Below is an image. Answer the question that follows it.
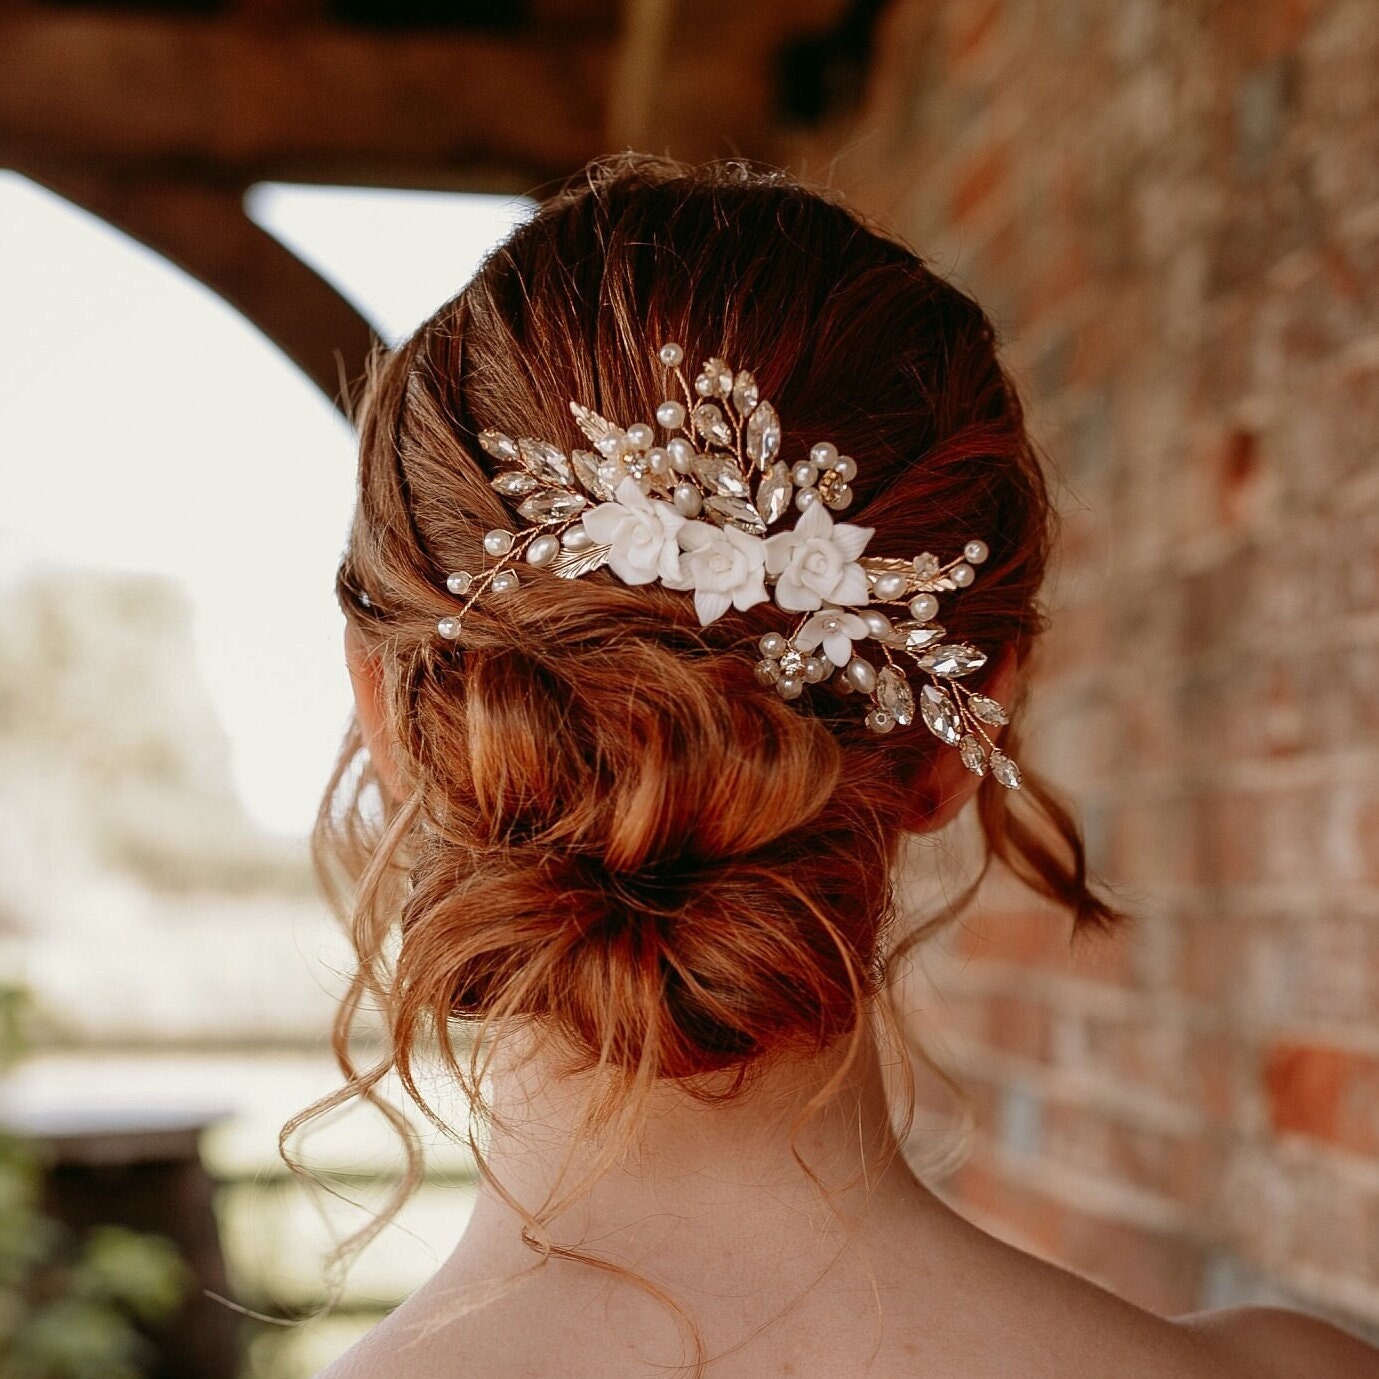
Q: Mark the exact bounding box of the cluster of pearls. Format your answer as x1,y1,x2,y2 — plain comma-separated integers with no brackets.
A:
790,441,857,514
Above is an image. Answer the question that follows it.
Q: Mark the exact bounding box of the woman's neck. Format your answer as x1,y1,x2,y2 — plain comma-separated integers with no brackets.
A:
454,1023,941,1292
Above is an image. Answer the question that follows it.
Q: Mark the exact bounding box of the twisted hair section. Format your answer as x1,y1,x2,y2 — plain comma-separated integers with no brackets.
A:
287,156,1126,1325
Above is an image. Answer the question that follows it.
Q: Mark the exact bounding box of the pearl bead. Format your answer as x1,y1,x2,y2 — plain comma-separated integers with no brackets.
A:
656,400,686,430
950,562,975,587
759,632,788,658
694,373,714,397
795,487,819,512
823,482,853,510
803,656,829,683
672,483,703,517
834,455,858,482
648,447,670,475
626,423,654,451
791,462,818,487
866,708,896,734
446,571,473,596
844,657,877,693
491,569,519,593
436,616,463,639
483,529,514,557
659,342,684,368
561,526,594,551
874,572,907,600
860,609,892,637
776,673,805,700
754,658,782,685
908,593,940,621
810,442,838,469
526,534,560,566
964,539,989,564
668,438,696,472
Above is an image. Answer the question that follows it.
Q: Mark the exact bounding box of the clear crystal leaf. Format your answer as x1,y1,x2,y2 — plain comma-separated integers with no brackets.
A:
960,733,987,775
693,454,750,498
479,429,519,462
754,461,793,525
704,495,766,535
518,437,574,486
884,620,946,651
518,489,587,524
875,666,915,725
745,400,782,466
990,750,1022,789
492,470,538,496
572,449,618,501
915,642,988,678
732,370,760,415
693,402,732,447
968,694,1009,725
919,683,962,745
549,543,611,579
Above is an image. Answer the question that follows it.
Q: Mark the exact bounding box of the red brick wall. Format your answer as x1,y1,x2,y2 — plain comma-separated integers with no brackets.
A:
798,0,1379,1330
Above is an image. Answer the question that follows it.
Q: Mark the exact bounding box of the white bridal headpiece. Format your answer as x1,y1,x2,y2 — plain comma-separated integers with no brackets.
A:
436,344,1022,789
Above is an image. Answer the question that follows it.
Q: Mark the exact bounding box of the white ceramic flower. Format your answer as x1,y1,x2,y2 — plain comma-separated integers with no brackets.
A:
581,475,686,585
763,500,874,612
671,520,770,626
795,607,871,667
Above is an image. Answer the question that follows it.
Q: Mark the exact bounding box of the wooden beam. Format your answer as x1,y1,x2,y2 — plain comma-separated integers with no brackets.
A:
606,0,677,150
0,11,612,187
28,167,379,410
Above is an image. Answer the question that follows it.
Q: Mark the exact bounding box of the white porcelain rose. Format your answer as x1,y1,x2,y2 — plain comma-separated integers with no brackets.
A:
668,520,770,626
763,500,874,611
580,475,686,585
795,607,871,667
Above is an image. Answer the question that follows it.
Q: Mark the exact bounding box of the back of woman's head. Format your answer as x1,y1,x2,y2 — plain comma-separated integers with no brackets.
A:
317,155,1119,1149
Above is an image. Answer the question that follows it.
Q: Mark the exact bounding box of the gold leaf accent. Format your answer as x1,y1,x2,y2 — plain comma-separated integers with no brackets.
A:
569,401,621,449
549,544,612,579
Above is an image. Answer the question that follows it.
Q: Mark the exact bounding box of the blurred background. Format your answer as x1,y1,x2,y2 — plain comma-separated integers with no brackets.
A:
0,0,1376,1374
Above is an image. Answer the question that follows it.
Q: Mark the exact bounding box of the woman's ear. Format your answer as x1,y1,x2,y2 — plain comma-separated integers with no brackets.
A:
344,621,406,802
896,650,1020,834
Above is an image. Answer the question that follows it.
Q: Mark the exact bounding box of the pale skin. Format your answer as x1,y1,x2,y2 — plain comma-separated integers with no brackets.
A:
324,625,1379,1379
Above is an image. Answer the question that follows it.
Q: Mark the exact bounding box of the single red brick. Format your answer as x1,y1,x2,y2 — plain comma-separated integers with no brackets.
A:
1264,1042,1379,1155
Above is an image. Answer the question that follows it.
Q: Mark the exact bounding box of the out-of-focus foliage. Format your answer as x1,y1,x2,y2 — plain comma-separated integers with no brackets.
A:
0,985,192,1379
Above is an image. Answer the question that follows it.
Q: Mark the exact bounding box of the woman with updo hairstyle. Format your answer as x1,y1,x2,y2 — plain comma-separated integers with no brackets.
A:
301,158,1379,1378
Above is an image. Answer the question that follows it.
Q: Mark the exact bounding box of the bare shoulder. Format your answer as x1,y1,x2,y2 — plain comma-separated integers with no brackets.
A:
310,1306,421,1379
1176,1305,1379,1379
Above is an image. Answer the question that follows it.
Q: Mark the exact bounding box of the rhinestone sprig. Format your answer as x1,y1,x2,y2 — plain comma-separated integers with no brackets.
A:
434,344,1021,789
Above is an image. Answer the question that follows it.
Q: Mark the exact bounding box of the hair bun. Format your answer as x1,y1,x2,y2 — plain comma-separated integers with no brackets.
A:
395,632,894,1077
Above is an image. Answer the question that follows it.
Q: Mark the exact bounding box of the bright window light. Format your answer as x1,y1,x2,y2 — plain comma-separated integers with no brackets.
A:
0,173,528,838
245,183,533,344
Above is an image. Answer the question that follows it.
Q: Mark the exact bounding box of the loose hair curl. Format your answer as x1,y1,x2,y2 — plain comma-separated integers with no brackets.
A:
285,155,1124,1333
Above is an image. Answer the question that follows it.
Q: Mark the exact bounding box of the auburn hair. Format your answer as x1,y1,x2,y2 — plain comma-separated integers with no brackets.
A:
286,155,1123,1317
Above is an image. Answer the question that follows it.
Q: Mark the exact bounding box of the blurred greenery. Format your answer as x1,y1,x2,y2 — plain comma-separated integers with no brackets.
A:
0,984,193,1379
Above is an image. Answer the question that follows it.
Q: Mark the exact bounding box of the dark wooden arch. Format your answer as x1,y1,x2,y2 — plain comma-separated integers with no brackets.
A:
1,1,868,409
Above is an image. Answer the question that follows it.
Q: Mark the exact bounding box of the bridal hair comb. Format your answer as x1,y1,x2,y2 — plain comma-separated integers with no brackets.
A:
435,344,1021,789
